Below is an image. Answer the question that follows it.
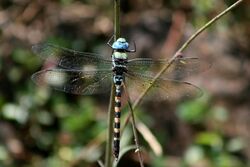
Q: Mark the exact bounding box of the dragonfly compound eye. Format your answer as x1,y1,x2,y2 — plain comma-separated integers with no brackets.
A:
112,38,129,50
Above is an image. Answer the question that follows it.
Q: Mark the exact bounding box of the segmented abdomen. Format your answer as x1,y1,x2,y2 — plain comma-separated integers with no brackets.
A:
113,83,122,159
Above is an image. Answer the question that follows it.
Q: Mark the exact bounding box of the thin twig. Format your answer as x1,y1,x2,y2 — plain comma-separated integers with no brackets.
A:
105,85,115,167
105,0,120,167
123,84,145,167
114,0,120,41
178,0,244,52
98,160,105,167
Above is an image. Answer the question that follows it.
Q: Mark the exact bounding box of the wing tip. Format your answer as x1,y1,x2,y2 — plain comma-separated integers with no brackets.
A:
31,70,44,85
178,81,204,99
32,43,54,54
31,69,54,86
32,43,45,54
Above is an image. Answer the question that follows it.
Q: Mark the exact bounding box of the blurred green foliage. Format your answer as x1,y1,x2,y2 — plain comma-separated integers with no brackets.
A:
177,94,211,124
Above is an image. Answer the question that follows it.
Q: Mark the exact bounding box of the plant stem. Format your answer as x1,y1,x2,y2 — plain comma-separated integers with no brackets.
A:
114,0,120,40
98,160,105,167
123,84,144,167
105,85,114,167
178,0,244,52
105,0,120,167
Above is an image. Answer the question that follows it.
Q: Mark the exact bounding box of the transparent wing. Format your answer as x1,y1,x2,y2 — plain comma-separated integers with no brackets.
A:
32,43,112,70
32,69,112,95
127,57,211,80
125,72,202,102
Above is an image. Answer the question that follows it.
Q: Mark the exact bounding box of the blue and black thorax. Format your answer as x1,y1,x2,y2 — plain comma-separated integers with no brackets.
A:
111,38,131,75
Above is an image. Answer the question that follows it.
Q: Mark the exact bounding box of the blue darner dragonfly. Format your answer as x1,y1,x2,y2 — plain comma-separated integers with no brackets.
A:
32,37,207,159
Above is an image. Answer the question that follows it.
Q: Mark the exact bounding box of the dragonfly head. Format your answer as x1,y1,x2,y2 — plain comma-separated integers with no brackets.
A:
112,38,129,50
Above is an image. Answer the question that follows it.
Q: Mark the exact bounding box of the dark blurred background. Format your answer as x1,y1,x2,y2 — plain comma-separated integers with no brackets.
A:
0,0,250,167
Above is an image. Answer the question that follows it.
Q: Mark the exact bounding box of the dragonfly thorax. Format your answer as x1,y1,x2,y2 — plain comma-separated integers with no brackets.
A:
112,52,128,60
112,52,128,74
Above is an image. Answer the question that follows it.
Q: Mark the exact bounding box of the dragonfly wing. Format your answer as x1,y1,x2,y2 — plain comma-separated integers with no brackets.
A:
127,57,211,80
124,72,202,102
32,69,112,95
32,43,112,70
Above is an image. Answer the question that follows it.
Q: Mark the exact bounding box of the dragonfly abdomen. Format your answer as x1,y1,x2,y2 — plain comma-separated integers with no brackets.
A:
113,77,123,159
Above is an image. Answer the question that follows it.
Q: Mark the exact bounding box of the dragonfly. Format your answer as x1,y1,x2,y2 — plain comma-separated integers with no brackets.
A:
32,37,208,159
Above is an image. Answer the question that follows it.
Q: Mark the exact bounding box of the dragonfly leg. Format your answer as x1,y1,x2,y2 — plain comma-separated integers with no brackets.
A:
127,40,136,53
107,35,115,48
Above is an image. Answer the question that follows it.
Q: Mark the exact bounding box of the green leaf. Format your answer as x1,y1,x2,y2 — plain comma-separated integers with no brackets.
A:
184,146,204,165
177,94,210,124
195,132,223,150
12,48,41,70
62,98,95,132
226,137,245,152
213,153,244,167
151,155,167,167
112,145,137,167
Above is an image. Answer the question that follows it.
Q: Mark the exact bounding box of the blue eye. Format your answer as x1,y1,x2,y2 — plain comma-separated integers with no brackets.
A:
112,38,129,50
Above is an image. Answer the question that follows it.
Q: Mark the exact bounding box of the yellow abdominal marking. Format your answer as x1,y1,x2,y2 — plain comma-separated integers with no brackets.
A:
115,96,121,101
114,117,120,123
114,128,120,133
115,107,120,112
114,137,119,140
